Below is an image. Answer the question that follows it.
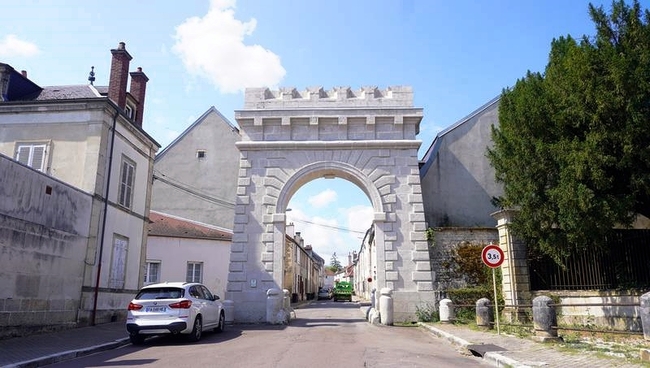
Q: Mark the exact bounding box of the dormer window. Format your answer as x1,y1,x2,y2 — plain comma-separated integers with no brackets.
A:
125,104,134,119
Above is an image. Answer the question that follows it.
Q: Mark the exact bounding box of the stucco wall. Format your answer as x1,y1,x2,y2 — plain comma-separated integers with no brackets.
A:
421,99,503,228
151,108,241,230
0,155,92,338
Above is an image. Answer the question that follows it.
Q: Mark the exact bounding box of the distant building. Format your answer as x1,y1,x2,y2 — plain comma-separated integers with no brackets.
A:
0,42,159,335
284,223,324,301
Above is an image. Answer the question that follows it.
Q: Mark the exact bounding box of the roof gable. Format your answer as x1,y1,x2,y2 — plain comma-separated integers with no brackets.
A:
155,106,239,161
420,95,500,176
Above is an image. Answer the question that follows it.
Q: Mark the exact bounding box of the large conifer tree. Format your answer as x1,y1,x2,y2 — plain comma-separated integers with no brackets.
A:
488,1,650,263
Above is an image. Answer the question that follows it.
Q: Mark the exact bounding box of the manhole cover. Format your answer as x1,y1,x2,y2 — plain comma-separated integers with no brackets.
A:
466,344,506,357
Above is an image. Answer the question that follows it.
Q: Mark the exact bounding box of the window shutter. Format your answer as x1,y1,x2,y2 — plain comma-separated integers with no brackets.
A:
16,146,31,165
31,146,46,171
126,164,134,207
109,237,128,289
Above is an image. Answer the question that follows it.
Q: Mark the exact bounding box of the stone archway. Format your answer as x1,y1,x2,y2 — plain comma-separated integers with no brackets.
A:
226,86,436,323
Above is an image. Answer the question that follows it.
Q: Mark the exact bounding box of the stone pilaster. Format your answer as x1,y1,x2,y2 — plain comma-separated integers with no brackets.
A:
491,209,531,323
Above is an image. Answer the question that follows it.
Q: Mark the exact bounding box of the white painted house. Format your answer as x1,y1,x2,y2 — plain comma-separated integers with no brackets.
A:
145,211,232,299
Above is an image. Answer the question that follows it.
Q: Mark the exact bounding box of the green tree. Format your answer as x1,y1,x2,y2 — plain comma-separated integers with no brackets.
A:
487,0,650,264
328,252,342,272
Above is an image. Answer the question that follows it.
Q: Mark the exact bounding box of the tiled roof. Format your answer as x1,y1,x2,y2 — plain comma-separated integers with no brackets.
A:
35,85,102,100
148,211,233,240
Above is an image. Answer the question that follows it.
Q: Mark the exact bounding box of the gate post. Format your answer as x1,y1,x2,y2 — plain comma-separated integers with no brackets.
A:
492,209,531,323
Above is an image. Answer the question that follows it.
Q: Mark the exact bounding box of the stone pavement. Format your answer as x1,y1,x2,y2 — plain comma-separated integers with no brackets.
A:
1,315,648,368
421,322,649,368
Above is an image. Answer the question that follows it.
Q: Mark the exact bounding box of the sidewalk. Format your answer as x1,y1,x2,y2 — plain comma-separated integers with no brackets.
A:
0,322,129,368
1,315,648,368
421,322,649,368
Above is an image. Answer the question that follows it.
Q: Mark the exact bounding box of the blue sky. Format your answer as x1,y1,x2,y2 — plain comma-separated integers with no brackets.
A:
1,0,636,266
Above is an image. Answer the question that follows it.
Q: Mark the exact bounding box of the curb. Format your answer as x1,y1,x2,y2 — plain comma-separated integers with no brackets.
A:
4,338,130,368
418,323,526,368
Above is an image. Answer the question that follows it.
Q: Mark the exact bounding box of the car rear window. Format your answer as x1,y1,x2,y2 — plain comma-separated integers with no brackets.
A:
135,287,184,300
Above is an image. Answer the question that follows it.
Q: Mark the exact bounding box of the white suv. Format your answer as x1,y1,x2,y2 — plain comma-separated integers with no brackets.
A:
126,282,225,344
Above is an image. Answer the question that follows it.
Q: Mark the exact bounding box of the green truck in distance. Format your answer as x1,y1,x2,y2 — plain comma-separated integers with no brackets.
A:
333,281,352,301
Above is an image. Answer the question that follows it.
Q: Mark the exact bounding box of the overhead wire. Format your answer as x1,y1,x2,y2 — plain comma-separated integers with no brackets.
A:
288,217,367,234
152,170,235,209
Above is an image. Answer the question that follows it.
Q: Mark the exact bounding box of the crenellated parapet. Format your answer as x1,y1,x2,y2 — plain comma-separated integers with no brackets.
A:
243,86,414,109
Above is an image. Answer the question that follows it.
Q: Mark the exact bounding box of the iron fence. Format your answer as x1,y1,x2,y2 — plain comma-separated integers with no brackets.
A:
528,229,650,290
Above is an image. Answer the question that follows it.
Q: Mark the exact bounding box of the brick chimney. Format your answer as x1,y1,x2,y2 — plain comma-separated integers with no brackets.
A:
108,42,132,109
129,67,149,127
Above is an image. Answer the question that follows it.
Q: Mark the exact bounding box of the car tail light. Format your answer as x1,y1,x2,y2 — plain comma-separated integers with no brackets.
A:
128,302,143,311
168,300,192,309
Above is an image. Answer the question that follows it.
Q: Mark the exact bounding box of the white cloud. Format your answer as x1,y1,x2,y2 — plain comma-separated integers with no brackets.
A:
308,188,338,208
0,35,40,58
345,205,374,233
172,0,286,93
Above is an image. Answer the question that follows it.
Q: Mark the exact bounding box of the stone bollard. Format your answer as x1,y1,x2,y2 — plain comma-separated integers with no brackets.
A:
266,288,287,324
223,299,235,325
379,287,394,326
641,292,650,341
532,295,560,342
439,298,454,323
283,289,291,311
476,298,493,330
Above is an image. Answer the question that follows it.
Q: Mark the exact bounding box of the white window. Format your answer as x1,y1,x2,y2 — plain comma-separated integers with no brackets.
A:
15,143,48,172
118,157,135,208
109,235,128,289
144,261,160,284
186,262,203,283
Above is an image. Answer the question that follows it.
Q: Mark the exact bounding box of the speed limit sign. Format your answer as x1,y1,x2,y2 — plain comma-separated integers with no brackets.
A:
481,244,504,268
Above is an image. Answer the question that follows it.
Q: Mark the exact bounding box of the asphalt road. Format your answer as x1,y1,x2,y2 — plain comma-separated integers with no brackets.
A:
49,300,490,368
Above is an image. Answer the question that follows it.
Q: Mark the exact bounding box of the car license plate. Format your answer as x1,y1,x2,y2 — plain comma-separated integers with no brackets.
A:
145,306,166,312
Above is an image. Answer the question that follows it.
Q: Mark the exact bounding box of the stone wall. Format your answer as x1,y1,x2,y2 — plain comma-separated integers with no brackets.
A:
536,290,644,332
429,227,499,291
0,154,92,338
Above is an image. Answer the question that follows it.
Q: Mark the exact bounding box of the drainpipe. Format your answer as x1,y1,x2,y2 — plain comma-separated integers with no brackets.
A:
91,107,119,325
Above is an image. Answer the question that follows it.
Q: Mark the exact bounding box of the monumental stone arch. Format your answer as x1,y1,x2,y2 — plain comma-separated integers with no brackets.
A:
226,86,436,323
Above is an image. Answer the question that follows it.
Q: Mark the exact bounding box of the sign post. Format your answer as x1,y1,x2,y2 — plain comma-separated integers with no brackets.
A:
481,244,504,334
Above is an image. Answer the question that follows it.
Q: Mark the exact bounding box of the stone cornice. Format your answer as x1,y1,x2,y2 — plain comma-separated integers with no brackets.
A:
235,140,422,151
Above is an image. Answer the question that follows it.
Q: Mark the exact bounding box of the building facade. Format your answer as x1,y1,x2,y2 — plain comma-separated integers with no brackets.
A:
0,42,159,331
419,96,503,228
150,107,241,230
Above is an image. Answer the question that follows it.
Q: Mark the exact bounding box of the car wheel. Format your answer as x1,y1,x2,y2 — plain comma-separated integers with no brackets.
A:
129,333,145,345
215,312,225,333
188,316,203,342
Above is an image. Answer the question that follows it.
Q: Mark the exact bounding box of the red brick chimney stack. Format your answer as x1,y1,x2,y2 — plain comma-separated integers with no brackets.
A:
108,42,132,109
129,67,149,127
